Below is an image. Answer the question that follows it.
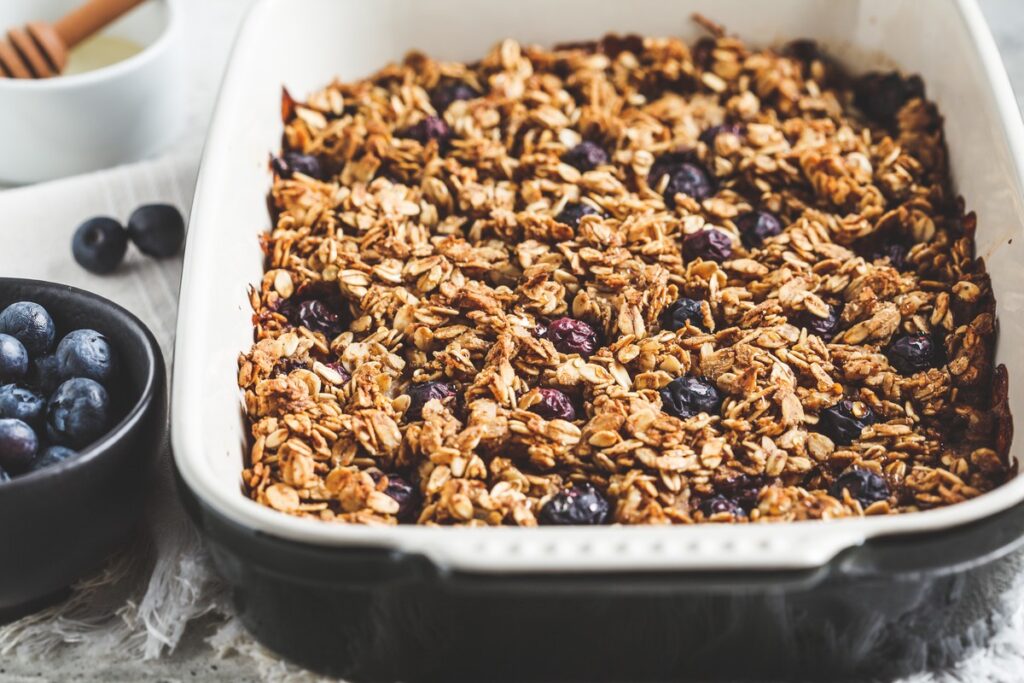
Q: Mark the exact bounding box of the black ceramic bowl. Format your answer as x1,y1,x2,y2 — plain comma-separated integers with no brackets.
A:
0,278,166,619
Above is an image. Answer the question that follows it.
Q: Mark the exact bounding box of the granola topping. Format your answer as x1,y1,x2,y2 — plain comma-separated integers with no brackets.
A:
239,25,1013,525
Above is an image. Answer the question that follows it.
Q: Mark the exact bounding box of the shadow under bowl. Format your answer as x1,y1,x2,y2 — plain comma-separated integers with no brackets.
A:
0,278,166,619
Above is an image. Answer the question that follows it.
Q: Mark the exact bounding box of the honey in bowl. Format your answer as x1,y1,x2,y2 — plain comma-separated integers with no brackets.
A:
64,34,142,76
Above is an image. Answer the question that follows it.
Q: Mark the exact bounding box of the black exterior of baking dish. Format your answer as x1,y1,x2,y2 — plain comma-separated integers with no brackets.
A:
0,278,166,620
177,471,1024,682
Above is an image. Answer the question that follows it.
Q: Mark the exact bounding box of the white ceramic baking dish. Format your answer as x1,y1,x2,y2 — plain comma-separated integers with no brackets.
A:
172,0,1024,574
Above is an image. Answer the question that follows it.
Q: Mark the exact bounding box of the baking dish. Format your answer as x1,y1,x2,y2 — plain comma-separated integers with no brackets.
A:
172,0,1024,678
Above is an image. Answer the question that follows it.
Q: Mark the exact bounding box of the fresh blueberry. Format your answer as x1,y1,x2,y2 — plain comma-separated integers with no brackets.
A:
377,472,418,522
127,204,186,259
0,418,38,473
47,378,111,449
660,376,722,419
530,388,577,421
0,302,56,356
398,116,451,146
54,329,116,385
649,154,715,205
405,381,456,421
887,334,939,375
555,202,601,229
683,229,733,263
33,445,78,471
819,399,875,446
271,151,322,179
545,317,599,356
539,482,610,525
795,303,843,342
698,123,744,148
72,217,128,274
0,385,46,427
736,210,783,248
854,71,924,124
830,466,890,507
662,297,705,332
561,141,609,172
700,495,745,518
32,354,62,394
431,81,480,112
0,334,28,382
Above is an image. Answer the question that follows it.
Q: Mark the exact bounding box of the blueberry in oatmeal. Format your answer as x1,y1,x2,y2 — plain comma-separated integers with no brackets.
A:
886,334,939,375
530,388,577,422
795,304,843,342
399,115,451,145
649,154,715,204
405,381,456,422
561,141,609,172
683,229,733,262
661,297,705,332
272,151,322,179
699,123,744,148
555,202,601,229
545,317,599,356
735,210,783,248
819,400,875,447
431,81,480,112
700,495,744,518
830,467,890,507
660,376,722,420
539,482,610,525
72,217,128,274
0,334,28,382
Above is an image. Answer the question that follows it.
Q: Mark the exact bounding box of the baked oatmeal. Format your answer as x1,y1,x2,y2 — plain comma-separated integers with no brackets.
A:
237,19,1014,525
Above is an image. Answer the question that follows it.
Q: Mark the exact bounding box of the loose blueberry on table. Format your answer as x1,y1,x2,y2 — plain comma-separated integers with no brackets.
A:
72,217,129,274
0,301,118,482
127,204,186,259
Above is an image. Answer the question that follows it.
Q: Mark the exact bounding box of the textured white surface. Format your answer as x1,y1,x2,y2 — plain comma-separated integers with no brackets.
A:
2,0,1024,680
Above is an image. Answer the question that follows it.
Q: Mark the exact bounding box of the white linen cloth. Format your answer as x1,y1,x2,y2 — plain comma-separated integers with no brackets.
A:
1,1,1023,680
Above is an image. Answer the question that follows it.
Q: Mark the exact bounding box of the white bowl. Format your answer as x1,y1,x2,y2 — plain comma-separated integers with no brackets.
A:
175,0,1024,573
0,0,183,185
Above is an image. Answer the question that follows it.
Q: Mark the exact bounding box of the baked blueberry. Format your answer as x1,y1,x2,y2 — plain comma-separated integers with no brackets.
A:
405,381,456,421
700,495,745,518
683,229,733,263
538,482,610,525
699,123,744,148
715,472,768,512
295,300,344,338
662,297,705,332
271,151,322,179
380,472,418,522
830,466,890,507
795,304,843,342
0,385,46,427
399,116,451,145
0,302,56,356
530,388,577,421
0,418,38,473
561,141,609,172
660,376,722,419
555,202,601,229
55,329,116,385
0,334,29,382
33,445,78,471
127,204,186,258
854,71,924,124
887,334,939,375
650,154,715,205
872,241,910,271
47,378,111,449
545,317,599,356
72,217,129,274
736,210,783,248
819,399,875,446
431,81,481,112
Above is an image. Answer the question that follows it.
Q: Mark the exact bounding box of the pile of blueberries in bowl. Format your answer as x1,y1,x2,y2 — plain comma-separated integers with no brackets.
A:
0,301,116,481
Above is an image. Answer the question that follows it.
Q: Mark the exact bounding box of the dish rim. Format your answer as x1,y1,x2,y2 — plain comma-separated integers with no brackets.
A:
171,0,1024,573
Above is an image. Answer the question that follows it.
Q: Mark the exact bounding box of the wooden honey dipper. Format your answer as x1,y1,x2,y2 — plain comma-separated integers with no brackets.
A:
0,0,146,78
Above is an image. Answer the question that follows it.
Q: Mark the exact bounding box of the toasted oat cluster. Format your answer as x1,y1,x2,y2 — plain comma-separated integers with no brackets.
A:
238,23,1014,526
